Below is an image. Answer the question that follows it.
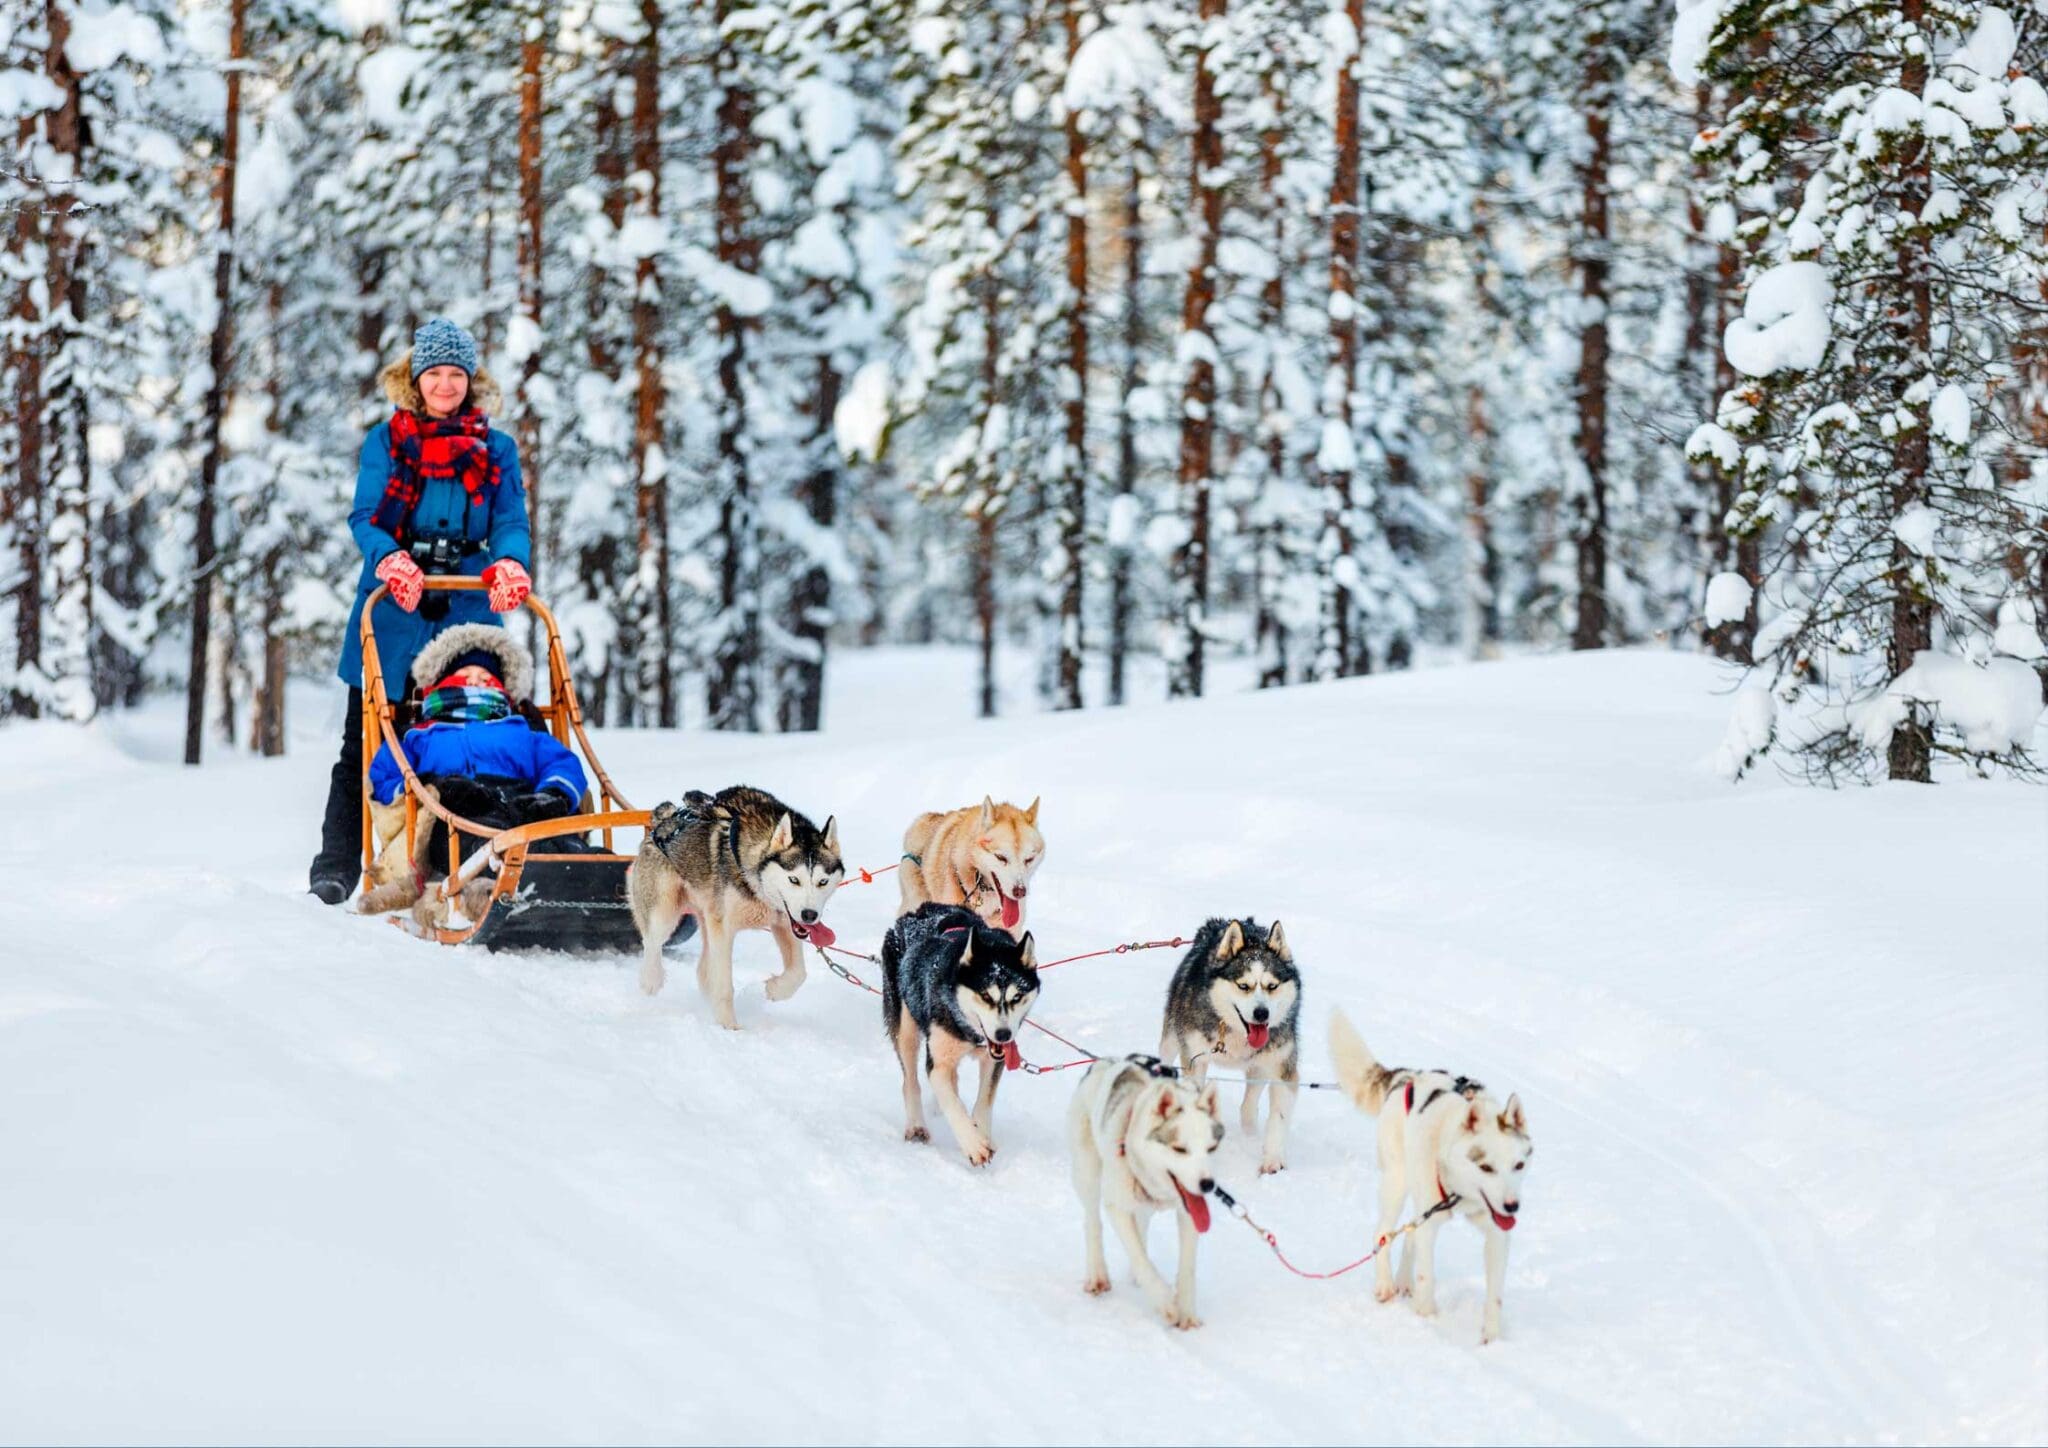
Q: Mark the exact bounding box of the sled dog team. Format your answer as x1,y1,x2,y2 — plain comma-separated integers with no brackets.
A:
626,783,1534,1342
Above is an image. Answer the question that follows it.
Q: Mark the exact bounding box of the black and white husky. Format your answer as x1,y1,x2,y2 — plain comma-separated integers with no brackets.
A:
881,902,1041,1167
1068,1054,1225,1330
1159,917,1301,1173
1329,1008,1533,1343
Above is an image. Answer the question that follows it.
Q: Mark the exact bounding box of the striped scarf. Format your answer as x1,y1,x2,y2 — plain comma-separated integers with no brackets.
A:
420,685,513,725
372,408,498,543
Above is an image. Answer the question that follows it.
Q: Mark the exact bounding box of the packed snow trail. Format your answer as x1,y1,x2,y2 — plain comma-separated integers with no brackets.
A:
3,651,2043,1444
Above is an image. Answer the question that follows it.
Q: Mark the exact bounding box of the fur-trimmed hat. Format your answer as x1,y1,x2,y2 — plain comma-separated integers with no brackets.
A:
410,317,479,379
409,623,535,701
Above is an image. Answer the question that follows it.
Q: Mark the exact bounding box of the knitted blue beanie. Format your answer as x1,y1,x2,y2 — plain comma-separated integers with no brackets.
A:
411,317,479,380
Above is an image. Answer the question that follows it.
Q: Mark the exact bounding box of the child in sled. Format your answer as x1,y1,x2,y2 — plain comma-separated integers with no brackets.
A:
358,623,589,919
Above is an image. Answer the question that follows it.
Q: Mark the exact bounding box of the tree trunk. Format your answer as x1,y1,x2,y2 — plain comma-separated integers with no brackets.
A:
1054,0,1090,711
1887,0,1934,782
1254,71,1287,690
708,1,759,732
253,558,286,756
1170,0,1226,700
578,41,625,725
1318,0,1364,680
1465,383,1500,655
1108,145,1142,707
186,0,245,765
1570,36,1612,653
516,10,545,588
43,0,91,719
10,103,47,719
628,0,673,727
974,226,1001,720
777,358,839,733
1373,212,1418,670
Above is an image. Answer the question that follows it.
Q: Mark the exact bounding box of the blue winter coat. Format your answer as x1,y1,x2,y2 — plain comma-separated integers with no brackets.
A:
336,420,531,690
369,716,588,806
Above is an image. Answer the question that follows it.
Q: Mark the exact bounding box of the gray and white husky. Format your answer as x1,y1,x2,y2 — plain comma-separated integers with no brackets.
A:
1329,1008,1533,1343
1159,917,1301,1173
1068,1054,1225,1330
881,902,1041,1166
628,785,843,1029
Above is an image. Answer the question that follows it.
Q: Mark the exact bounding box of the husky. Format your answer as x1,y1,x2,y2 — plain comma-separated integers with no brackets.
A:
899,795,1045,932
1159,917,1301,1174
628,785,843,1029
1328,1008,1533,1343
1069,1055,1225,1330
881,902,1040,1166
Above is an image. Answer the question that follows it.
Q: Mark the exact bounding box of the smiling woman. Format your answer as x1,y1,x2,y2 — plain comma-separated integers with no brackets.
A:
307,317,536,905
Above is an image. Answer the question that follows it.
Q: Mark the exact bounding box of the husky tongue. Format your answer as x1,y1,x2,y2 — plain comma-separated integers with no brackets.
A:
1490,1208,1517,1232
1000,1041,1022,1070
801,920,835,947
1000,893,1020,930
1175,1183,1211,1233
1245,1022,1270,1051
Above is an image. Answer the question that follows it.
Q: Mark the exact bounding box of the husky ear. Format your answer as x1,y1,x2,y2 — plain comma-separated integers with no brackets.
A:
1024,795,1040,824
1464,1102,1483,1135
822,815,839,855
1501,1093,1527,1135
958,931,973,965
1197,1082,1221,1119
1154,1091,1178,1119
1266,919,1290,960
979,795,995,827
1214,920,1245,961
1016,931,1036,969
770,813,795,852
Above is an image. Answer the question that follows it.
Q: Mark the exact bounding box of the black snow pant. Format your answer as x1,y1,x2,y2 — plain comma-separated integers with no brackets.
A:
309,687,365,891
414,776,590,872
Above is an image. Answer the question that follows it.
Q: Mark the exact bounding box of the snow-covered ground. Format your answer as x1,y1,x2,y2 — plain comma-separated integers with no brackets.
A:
4,649,2044,1444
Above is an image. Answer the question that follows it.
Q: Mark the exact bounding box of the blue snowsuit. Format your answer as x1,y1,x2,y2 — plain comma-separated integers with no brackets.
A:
336,422,530,689
369,715,588,807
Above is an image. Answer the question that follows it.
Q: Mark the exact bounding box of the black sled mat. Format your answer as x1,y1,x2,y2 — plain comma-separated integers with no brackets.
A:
467,855,698,955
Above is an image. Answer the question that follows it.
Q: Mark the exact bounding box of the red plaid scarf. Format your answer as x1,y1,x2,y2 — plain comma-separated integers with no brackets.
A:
373,408,499,542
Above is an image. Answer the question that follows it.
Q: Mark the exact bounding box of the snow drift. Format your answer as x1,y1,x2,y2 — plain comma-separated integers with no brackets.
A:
1,651,2043,1443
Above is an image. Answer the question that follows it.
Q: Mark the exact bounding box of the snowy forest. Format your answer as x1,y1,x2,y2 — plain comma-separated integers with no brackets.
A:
3,0,2045,781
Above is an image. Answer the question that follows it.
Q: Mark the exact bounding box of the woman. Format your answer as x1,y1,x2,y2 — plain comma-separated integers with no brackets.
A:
308,317,534,905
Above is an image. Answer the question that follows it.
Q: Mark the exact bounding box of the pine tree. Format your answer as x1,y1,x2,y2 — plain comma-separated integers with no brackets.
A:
1685,0,2048,779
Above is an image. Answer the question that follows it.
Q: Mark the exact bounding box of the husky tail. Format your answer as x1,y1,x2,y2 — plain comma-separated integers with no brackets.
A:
1328,1008,1396,1115
879,915,907,1039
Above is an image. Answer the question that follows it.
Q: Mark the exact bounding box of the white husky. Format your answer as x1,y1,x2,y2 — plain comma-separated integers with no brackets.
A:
1328,1009,1533,1343
1068,1055,1224,1330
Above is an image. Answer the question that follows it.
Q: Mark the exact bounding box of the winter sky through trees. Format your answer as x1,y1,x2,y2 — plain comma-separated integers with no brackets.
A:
2,0,2044,781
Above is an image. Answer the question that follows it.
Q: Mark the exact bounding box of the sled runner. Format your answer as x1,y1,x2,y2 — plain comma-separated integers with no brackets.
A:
359,575,695,953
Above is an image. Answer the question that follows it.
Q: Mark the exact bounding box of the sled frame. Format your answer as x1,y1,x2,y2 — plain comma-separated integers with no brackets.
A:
358,575,647,946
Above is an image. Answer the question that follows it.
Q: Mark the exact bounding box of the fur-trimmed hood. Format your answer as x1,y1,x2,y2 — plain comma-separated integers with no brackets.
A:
379,354,505,418
409,623,536,700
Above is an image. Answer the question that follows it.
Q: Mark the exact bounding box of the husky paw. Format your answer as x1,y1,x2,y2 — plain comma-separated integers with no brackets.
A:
1164,1307,1202,1331
1411,1296,1438,1319
961,1135,994,1167
1259,1157,1286,1176
763,970,805,1003
1480,1324,1501,1346
640,963,667,996
712,1003,741,1031
1082,1274,1111,1296
904,1126,930,1144
1374,1281,1401,1304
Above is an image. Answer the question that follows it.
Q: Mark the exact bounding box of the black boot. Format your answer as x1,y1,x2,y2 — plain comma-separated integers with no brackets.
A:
308,687,364,903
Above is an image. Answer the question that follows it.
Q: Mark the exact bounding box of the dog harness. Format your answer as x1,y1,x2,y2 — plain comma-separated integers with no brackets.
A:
1400,1073,1485,1117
